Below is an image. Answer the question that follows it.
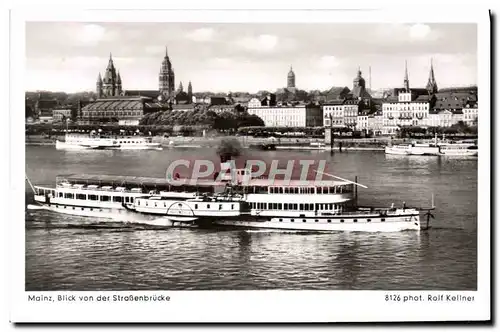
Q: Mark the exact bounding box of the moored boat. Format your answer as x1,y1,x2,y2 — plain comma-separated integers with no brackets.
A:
56,133,162,150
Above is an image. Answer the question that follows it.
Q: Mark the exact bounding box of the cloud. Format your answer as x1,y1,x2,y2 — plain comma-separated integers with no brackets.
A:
78,24,106,45
409,24,432,40
235,34,279,53
318,55,340,69
186,28,215,42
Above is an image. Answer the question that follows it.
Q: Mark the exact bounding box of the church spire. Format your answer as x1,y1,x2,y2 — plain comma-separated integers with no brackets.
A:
426,58,438,94
403,60,410,92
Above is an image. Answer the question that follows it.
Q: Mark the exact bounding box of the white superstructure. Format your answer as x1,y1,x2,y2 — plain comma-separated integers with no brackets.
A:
55,133,162,150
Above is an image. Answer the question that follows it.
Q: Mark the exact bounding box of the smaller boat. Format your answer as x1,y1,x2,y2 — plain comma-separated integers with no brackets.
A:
385,142,440,156
56,133,162,150
385,135,478,157
437,141,478,156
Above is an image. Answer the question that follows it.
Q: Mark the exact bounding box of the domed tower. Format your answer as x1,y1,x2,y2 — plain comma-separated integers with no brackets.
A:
102,53,118,97
96,73,103,98
287,65,296,89
352,67,366,99
426,59,438,95
159,46,175,100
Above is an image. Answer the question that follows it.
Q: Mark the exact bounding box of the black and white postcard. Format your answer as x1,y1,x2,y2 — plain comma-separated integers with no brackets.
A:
7,4,491,324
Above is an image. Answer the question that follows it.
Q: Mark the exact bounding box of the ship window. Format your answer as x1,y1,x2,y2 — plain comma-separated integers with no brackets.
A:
315,219,319,222
163,202,166,207
76,194,86,200
381,218,385,222
125,197,129,203
207,204,211,209
294,204,298,210
279,187,284,194
327,220,332,223
330,203,333,210
145,202,148,206
155,202,157,207
278,203,282,209
100,195,110,202
219,204,223,210
340,219,344,223
279,218,283,222
299,204,304,210
89,194,98,201
137,201,140,205
64,193,74,199
303,219,306,223
367,219,371,222
194,204,198,209
309,204,314,210
112,196,122,202
294,187,299,194
291,219,294,222
284,203,288,210
58,192,63,197
231,204,234,210
322,187,329,194
354,219,358,223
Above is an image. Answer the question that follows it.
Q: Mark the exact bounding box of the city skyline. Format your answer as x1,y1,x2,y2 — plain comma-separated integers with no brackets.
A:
26,22,477,93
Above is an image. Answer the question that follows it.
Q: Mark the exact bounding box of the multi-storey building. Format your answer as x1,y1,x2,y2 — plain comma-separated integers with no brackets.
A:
247,103,322,127
343,100,359,129
322,100,345,127
367,111,384,135
381,61,433,134
356,112,369,132
463,102,478,126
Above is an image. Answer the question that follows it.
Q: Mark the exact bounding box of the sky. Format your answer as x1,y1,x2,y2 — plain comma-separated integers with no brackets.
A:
25,22,477,93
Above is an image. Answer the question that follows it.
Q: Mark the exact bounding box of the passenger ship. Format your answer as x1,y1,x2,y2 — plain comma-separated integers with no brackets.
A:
55,133,162,150
27,166,435,232
385,137,478,157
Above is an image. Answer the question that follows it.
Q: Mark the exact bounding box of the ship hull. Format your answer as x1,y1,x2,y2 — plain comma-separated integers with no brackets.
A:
28,201,424,232
27,202,197,227
211,214,422,232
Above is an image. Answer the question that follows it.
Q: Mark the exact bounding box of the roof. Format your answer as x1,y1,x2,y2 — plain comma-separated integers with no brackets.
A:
81,97,163,112
58,174,349,188
123,90,160,99
415,95,431,102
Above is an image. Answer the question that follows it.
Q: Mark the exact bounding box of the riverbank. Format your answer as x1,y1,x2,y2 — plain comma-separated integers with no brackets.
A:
25,134,389,151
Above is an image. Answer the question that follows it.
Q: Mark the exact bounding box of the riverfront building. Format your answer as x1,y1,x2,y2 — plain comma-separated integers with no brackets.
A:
77,96,166,126
247,103,323,127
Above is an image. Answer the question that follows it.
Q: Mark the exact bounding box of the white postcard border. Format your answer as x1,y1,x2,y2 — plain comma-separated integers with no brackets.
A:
10,7,491,323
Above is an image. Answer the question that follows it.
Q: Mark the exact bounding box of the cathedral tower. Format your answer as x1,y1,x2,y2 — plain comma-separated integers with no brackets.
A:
98,53,121,97
159,46,175,100
426,59,438,95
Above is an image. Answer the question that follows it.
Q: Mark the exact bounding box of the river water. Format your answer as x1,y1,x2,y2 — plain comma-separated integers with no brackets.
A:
25,145,477,290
